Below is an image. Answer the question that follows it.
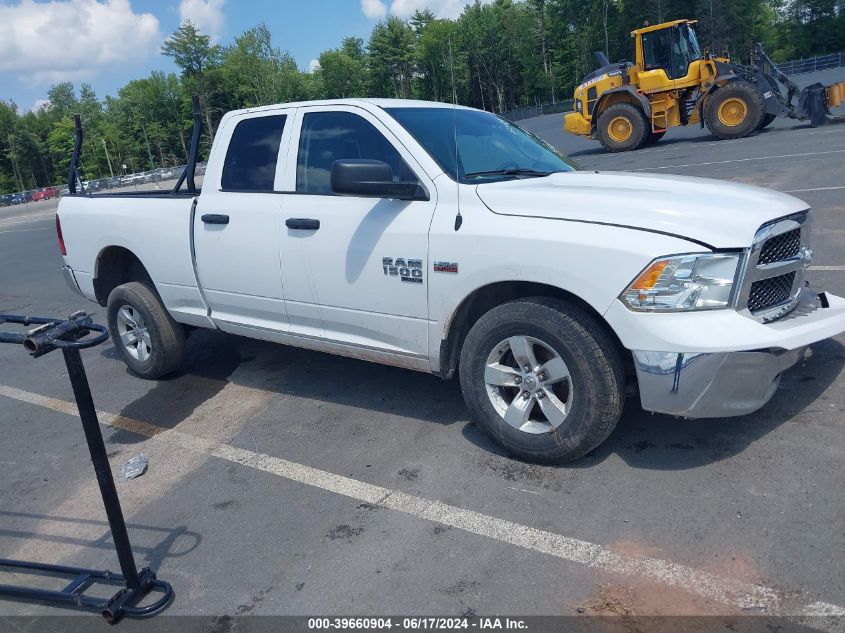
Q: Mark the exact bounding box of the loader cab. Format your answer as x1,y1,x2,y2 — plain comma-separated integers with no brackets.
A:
634,20,703,90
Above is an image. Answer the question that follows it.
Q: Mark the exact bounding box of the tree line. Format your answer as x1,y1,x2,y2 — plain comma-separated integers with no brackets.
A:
1,0,842,193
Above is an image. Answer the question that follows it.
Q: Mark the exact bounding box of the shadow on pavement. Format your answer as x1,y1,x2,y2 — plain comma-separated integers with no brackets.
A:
104,319,843,471
109,328,466,445
0,510,201,572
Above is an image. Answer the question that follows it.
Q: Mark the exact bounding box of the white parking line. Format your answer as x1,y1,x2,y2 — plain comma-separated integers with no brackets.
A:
630,149,845,171
0,227,52,235
809,266,845,271
585,126,845,159
784,186,845,193
0,383,842,626
0,211,55,226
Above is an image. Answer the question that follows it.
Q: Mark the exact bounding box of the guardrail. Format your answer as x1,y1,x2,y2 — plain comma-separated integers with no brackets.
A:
776,52,844,75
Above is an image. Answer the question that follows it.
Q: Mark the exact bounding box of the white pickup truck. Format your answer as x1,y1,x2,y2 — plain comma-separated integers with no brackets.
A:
57,98,845,463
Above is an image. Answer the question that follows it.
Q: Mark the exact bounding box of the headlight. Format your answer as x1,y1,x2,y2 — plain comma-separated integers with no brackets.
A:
620,253,741,311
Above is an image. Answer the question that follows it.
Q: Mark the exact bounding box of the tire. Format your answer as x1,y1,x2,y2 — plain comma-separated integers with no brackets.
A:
596,103,649,152
757,113,776,131
704,81,765,139
459,298,624,464
645,130,666,145
106,281,186,379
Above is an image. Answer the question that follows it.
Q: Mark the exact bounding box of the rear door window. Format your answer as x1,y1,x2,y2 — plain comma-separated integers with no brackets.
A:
221,115,287,192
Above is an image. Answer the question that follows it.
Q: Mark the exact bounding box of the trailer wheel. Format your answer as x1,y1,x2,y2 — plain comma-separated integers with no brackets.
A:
596,103,649,152
459,297,624,464
107,281,186,379
757,113,776,130
705,82,765,139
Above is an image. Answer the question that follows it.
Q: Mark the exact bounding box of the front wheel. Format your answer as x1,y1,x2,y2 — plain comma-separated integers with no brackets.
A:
704,82,765,139
459,298,624,464
596,103,649,152
107,281,186,379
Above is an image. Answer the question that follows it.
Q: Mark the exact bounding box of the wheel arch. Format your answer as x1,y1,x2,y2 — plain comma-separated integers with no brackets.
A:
437,281,631,382
93,246,154,306
593,87,651,130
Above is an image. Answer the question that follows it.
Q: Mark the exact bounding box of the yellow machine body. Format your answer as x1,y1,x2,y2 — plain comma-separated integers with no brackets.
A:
564,20,729,140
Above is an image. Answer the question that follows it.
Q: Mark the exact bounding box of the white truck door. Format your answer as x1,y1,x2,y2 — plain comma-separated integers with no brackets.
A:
279,106,437,359
193,109,293,331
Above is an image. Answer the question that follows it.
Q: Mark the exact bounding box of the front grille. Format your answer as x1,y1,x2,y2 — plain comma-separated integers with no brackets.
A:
757,228,800,265
748,272,796,313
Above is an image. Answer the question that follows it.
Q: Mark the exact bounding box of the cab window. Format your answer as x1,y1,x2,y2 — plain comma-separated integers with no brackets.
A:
296,111,417,195
221,115,286,191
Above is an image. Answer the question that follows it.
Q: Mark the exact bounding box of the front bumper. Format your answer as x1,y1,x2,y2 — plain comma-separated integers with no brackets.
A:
634,346,805,418
630,290,845,418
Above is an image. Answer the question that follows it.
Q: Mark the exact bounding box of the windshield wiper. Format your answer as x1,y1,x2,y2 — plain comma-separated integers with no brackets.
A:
464,168,561,179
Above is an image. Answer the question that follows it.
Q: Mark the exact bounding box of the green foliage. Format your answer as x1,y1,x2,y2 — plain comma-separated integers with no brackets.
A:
0,2,841,193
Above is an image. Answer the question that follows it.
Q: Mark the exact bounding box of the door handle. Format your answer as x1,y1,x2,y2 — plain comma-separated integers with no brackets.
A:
286,218,320,230
201,214,229,225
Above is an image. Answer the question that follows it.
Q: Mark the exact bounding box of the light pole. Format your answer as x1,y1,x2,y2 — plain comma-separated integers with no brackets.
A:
139,116,154,171
101,139,114,177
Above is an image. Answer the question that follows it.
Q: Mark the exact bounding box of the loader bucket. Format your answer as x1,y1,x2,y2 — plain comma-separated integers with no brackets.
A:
827,82,845,110
801,83,828,127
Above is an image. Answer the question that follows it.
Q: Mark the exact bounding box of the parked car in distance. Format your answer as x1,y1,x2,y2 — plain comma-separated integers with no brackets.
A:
0,193,14,207
56,98,845,464
32,187,60,201
11,192,31,205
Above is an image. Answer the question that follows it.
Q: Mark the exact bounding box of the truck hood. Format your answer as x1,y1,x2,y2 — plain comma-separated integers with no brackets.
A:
474,171,808,249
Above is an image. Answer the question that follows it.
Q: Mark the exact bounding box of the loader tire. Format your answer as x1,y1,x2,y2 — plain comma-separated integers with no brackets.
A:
597,103,649,152
757,113,776,130
704,82,765,139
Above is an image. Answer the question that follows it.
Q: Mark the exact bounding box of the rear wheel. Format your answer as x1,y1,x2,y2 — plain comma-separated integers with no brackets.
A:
459,298,624,464
704,82,765,139
107,281,186,379
596,103,649,152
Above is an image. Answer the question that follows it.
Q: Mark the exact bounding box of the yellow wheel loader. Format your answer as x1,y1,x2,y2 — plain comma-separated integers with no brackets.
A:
564,19,845,152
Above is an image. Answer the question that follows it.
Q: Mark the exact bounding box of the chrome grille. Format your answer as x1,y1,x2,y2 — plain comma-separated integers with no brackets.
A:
748,272,796,313
757,228,800,265
737,211,811,322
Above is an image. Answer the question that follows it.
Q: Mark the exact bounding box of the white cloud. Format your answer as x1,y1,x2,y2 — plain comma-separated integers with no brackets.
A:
308,59,320,73
360,0,492,20
361,0,387,19
179,0,226,42
0,0,161,78
31,99,51,113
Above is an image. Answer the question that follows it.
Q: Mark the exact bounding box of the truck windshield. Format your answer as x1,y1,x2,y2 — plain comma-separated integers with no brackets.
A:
385,107,577,183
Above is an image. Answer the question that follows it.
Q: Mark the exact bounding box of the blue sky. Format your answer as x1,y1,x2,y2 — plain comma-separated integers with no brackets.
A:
0,0,480,113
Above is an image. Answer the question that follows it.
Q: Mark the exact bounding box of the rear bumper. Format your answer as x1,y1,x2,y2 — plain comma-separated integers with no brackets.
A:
61,266,84,298
630,290,845,418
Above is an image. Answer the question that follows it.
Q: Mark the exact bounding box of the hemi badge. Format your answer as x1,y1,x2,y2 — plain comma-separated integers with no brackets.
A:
434,261,458,274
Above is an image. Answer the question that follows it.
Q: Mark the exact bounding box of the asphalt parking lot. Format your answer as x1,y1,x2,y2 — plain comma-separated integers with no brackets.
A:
1,105,844,631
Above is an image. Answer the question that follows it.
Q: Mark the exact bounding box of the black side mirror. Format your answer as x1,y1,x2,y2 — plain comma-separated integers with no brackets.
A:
331,159,428,201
